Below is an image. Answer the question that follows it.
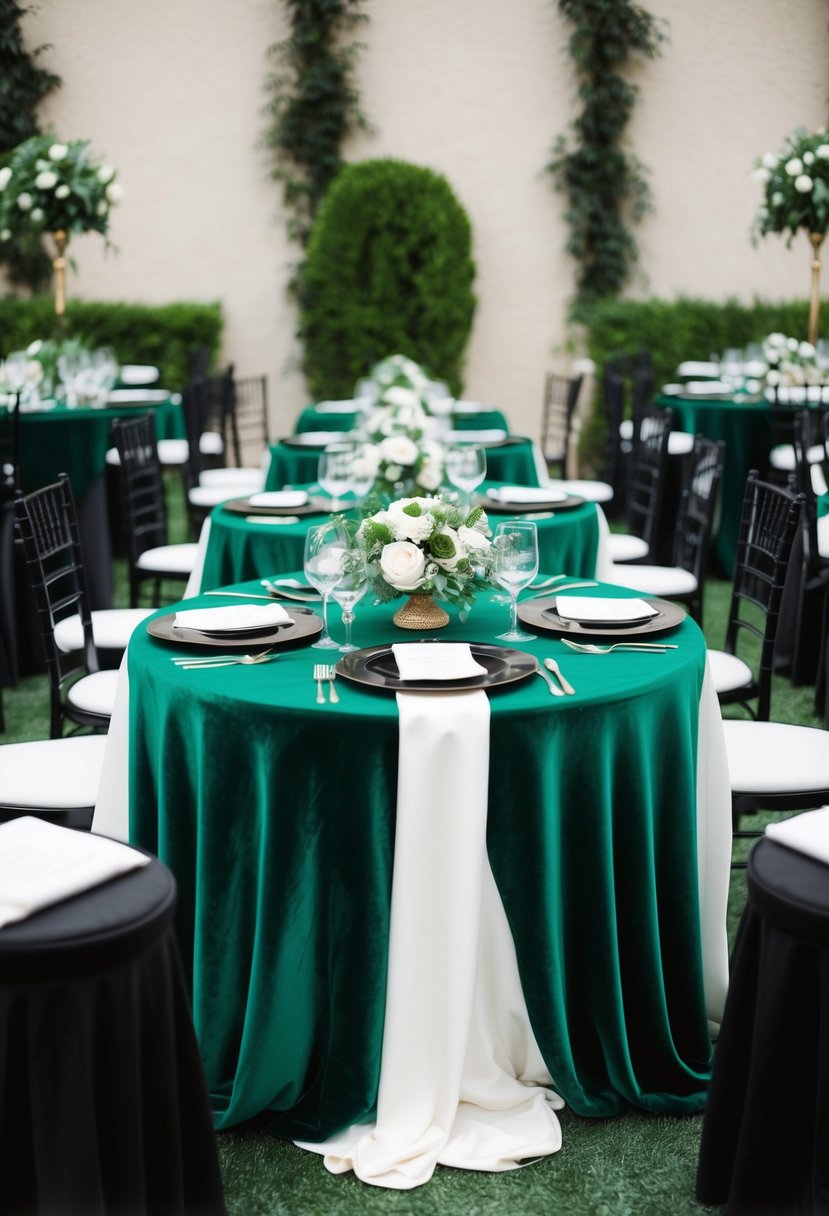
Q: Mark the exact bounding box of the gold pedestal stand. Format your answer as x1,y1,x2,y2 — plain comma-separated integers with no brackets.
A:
808,231,824,346
392,593,450,630
51,229,69,317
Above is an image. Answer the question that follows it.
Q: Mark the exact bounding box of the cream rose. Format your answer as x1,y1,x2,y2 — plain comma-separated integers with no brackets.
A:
380,540,426,591
34,170,57,190
0,167,11,190
380,434,419,467
48,144,68,161
458,525,491,555
383,385,419,410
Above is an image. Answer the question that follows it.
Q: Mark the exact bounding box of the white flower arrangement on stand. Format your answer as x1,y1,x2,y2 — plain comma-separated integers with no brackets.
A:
762,332,825,390
357,495,493,618
359,386,445,498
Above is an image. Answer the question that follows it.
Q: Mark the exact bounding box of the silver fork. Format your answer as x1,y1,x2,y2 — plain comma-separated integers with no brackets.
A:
325,665,340,704
560,638,676,654
313,663,327,703
172,648,276,669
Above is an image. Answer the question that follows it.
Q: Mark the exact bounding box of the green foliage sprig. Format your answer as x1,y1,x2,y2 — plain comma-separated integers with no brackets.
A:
298,158,476,399
264,0,369,246
548,0,664,314
0,0,61,288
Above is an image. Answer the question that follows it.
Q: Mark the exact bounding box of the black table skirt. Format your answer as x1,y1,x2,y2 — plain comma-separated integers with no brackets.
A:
0,852,226,1216
696,838,829,1215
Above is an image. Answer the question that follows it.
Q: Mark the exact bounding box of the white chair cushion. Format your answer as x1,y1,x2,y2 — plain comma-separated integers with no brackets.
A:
189,484,252,509
707,649,754,696
157,438,190,466
667,431,695,456
606,533,650,562
199,431,224,457
769,443,824,472
547,478,614,504
0,736,108,810
199,467,265,489
54,608,152,654
105,446,121,467
818,513,829,560
66,670,120,718
606,564,698,597
723,720,829,795
136,543,199,575
619,419,634,441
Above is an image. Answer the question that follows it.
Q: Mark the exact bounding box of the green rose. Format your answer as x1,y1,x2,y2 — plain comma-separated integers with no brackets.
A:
429,530,457,561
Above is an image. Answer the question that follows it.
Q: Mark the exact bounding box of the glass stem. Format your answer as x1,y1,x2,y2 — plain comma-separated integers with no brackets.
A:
321,594,331,642
508,592,518,635
343,610,353,649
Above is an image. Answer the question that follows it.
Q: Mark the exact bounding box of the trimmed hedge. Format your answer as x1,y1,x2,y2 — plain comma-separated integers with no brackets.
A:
298,158,476,399
578,294,826,470
0,296,223,388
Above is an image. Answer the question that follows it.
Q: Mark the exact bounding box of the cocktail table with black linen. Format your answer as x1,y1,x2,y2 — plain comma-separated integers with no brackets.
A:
93,574,730,1181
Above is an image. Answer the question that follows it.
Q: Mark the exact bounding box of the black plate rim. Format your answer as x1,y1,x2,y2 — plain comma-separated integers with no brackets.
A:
517,594,686,638
146,608,322,649
220,496,325,518
335,641,538,692
482,492,586,514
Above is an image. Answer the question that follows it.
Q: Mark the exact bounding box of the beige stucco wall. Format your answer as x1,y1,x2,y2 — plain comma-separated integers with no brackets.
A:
19,0,829,441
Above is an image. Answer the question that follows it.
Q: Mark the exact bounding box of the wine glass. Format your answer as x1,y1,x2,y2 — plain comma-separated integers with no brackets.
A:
492,521,539,642
444,443,486,505
318,445,355,510
329,546,367,652
304,520,350,649
3,351,29,399
347,442,378,502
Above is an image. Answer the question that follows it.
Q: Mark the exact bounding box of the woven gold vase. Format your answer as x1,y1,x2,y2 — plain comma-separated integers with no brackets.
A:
392,593,450,630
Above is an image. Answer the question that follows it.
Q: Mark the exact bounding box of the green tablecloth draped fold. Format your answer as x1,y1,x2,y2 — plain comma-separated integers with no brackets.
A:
126,583,716,1135
294,404,511,435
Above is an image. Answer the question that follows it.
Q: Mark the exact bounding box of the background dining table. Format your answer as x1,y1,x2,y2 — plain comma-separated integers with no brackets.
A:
93,577,731,1146
294,401,511,435
187,485,606,595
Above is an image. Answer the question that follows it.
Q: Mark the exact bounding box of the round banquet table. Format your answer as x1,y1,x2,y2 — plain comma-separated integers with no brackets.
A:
265,435,543,491
0,849,225,1216
697,836,829,1214
93,578,731,1146
190,485,603,594
295,403,511,435
655,392,772,575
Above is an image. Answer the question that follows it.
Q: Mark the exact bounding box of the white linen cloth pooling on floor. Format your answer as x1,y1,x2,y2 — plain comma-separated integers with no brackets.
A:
296,677,564,1188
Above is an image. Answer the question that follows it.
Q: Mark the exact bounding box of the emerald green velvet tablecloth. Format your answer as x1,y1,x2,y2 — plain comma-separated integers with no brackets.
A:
123,581,720,1137
266,437,542,491
196,486,600,593
6,395,183,501
294,404,511,435
655,393,771,575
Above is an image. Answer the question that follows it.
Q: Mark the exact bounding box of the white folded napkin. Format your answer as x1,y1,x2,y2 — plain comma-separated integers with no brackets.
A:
119,364,160,386
173,603,291,632
107,388,169,404
248,490,308,508
683,381,733,396
315,400,359,414
765,806,829,865
446,429,507,444
391,643,487,681
245,515,300,525
0,816,150,929
487,486,568,504
555,596,657,624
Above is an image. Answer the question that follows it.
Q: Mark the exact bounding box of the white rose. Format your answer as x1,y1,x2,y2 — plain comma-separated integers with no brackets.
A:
817,145,829,160
380,435,419,467
799,341,816,358
379,540,426,591
17,192,32,210
804,151,815,165
458,525,491,554
392,508,434,543
34,170,57,189
771,192,784,206
48,144,68,161
383,463,403,483
762,152,778,169
55,184,70,199
96,200,108,216
795,174,813,193
383,385,419,410
26,340,42,355
0,167,11,190
0,229,11,241
767,332,786,347
105,181,122,203
30,207,43,222
98,164,115,183
416,460,442,492
785,157,803,176
766,369,781,386
751,167,770,183
787,337,799,351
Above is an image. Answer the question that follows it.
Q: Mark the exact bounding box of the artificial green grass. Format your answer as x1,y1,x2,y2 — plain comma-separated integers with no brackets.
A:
1,526,822,1213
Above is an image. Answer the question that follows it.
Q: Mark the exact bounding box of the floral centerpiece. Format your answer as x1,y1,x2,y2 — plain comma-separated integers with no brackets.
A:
762,332,825,389
359,387,445,497
0,134,122,314
357,494,493,627
752,127,829,342
368,353,432,395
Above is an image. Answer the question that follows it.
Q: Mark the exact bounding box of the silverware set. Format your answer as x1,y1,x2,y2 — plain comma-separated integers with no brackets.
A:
534,657,576,696
313,663,339,703
170,647,276,670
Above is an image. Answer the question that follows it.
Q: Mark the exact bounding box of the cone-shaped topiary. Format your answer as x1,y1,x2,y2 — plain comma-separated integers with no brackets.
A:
298,157,476,399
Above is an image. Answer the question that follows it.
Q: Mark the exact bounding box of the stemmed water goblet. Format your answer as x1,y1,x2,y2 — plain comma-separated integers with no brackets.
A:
444,442,486,507
492,520,539,642
2,351,29,406
318,445,355,510
329,545,368,652
304,519,350,649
